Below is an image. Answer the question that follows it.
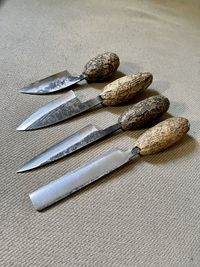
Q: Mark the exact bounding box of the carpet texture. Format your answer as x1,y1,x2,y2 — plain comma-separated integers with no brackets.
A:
0,0,200,266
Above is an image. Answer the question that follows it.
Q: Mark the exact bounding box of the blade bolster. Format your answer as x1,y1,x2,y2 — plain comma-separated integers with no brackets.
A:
130,147,140,160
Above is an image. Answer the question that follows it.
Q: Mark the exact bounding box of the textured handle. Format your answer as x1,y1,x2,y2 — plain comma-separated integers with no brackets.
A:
135,117,190,155
82,52,120,82
100,72,153,106
119,95,170,130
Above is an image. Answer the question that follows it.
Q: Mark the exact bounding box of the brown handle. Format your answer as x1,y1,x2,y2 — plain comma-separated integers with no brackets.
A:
82,52,120,82
119,95,170,130
135,117,190,155
100,72,153,106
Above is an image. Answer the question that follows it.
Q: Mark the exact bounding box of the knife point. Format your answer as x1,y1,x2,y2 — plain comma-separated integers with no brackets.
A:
17,164,34,173
19,90,38,95
17,169,23,173
16,126,24,131
19,89,28,94
16,125,27,131
16,122,39,131
17,168,25,173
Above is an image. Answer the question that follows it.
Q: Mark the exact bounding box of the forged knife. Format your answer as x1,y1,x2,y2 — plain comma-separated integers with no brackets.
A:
17,72,153,130
19,52,120,94
29,117,190,211
17,95,170,172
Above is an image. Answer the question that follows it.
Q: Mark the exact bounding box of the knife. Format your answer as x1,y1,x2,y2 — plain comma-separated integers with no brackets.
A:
29,117,190,211
19,52,120,94
17,95,169,172
17,72,153,130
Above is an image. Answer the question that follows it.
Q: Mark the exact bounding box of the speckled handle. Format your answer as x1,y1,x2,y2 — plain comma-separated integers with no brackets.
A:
119,95,170,130
82,52,120,82
135,117,190,155
100,72,153,106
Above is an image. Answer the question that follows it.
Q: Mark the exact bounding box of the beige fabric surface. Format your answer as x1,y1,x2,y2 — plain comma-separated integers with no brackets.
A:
1,0,200,266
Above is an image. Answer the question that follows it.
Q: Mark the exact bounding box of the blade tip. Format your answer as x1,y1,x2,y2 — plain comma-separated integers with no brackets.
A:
16,123,36,131
16,125,26,131
19,90,27,94
19,88,31,94
17,168,26,173
17,165,32,173
19,87,40,94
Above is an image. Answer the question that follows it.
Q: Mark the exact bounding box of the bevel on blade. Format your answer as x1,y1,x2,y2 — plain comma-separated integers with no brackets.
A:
17,124,101,172
19,71,83,94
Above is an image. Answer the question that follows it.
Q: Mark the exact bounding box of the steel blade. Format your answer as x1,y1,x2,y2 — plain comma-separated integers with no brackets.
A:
16,91,102,130
17,123,121,172
19,71,85,94
29,147,140,211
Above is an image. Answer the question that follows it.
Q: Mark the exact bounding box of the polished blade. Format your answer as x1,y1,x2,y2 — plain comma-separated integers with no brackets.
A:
19,71,85,94
29,147,140,211
16,91,102,130
17,123,121,172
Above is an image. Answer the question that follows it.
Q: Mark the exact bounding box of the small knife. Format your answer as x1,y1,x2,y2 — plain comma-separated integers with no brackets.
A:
19,52,120,94
17,95,170,172
29,117,190,211
17,72,153,130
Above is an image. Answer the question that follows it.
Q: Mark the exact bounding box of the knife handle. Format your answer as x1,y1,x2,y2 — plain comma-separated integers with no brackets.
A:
119,95,170,130
100,72,153,106
135,117,190,155
82,52,120,82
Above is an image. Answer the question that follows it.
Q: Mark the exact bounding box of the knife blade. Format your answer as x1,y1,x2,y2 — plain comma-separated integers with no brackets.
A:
29,117,190,211
19,52,120,94
17,95,169,172
17,72,153,130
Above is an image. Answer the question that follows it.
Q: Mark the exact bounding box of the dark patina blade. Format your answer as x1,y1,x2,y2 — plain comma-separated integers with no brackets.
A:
16,91,102,130
17,123,121,172
19,70,85,94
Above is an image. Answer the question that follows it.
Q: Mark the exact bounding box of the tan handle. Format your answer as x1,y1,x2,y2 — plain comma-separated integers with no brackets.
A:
82,52,119,82
135,117,190,155
100,72,153,106
119,95,170,130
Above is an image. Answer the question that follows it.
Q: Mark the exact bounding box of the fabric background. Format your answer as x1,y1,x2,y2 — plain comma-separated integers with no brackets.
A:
0,0,200,266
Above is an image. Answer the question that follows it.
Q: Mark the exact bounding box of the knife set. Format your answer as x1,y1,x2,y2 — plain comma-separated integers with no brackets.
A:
17,52,190,211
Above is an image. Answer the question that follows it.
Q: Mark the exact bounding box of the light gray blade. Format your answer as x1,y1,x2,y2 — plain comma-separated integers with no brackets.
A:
17,123,121,172
16,91,102,130
19,71,85,94
29,147,140,211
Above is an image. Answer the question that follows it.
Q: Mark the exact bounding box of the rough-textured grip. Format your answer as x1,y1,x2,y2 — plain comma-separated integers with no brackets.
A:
135,117,190,155
82,52,120,82
100,72,153,106
119,95,170,130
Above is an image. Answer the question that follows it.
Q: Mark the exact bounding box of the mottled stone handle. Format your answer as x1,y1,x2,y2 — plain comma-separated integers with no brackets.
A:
135,117,190,155
82,52,120,82
100,72,153,106
119,95,170,130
